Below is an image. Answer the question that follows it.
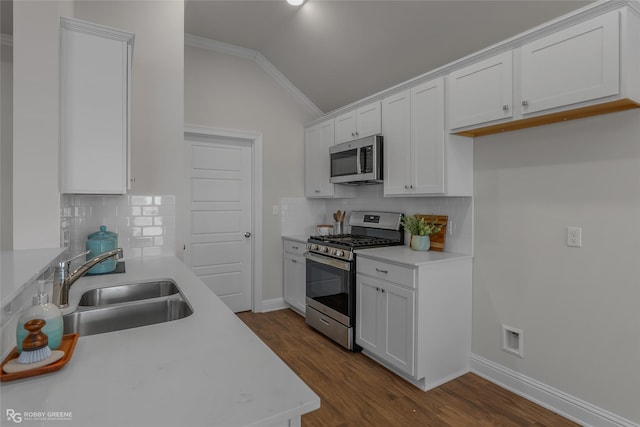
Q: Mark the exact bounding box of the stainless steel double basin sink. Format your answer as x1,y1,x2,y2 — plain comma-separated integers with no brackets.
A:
63,280,193,336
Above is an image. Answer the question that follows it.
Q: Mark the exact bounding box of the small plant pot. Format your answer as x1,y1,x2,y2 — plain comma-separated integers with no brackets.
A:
410,235,431,251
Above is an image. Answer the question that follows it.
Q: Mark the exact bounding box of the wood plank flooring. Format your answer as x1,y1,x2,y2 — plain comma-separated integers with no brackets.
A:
237,309,579,427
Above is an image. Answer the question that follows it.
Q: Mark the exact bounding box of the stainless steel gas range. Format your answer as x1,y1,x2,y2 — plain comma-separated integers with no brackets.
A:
304,211,404,351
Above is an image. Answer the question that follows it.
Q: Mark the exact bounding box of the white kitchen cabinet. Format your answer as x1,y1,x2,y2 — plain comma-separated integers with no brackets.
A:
356,272,415,376
447,51,513,130
449,7,640,137
356,251,472,391
383,78,447,196
304,120,334,197
520,10,620,116
283,238,306,315
335,101,381,144
60,17,134,194
304,119,355,198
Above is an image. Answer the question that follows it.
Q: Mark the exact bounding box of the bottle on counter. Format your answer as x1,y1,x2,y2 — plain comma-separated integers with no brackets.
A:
16,281,64,353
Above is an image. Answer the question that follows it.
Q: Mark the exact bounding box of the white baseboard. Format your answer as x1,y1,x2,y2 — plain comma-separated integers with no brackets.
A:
471,354,639,427
259,297,288,313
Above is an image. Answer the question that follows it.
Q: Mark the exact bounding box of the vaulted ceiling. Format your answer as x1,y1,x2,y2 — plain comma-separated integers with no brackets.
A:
185,0,592,114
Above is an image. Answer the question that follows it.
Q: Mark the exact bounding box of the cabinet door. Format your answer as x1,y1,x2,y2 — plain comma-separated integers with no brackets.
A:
382,90,411,195
304,120,335,197
382,282,415,376
335,111,357,144
283,252,306,314
60,20,133,194
448,51,513,130
411,78,445,194
355,101,382,139
356,274,383,353
520,11,620,115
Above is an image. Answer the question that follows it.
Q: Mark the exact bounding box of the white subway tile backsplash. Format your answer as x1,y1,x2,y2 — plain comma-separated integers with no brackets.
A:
60,194,176,258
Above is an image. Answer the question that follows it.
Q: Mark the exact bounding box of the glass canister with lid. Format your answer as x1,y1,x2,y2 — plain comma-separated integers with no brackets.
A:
86,226,118,274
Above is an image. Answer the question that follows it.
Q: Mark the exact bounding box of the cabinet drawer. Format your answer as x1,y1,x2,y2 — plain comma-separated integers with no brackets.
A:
357,257,415,288
283,239,307,256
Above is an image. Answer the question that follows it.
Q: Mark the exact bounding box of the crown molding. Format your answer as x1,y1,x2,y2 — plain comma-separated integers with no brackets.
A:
185,33,323,119
1,33,13,47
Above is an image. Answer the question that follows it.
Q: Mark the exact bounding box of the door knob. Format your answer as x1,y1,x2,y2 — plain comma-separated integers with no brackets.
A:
244,232,252,238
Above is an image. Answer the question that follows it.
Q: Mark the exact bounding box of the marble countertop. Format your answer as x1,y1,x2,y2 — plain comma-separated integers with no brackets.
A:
0,257,320,426
355,246,472,267
281,235,308,244
0,249,66,305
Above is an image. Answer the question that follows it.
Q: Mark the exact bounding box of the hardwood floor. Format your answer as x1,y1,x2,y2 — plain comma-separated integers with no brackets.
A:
237,309,579,427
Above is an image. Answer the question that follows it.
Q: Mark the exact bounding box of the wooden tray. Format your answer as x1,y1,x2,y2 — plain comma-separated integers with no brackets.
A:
0,333,79,382
413,214,448,252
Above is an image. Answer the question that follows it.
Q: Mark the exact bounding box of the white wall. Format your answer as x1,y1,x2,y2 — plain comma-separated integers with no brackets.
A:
473,109,640,423
73,0,184,257
1,38,12,250
184,46,317,301
12,1,73,249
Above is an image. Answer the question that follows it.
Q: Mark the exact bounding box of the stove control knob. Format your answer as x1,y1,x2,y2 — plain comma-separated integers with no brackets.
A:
330,248,337,255
322,246,329,253
335,250,344,257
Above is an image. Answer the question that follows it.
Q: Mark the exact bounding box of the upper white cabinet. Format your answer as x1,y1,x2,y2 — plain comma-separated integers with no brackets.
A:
447,51,513,130
335,101,381,144
449,7,640,137
304,119,354,198
383,78,472,197
304,119,335,197
520,10,620,115
60,18,134,194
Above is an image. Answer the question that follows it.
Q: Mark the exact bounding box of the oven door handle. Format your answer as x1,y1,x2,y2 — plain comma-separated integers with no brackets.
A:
304,252,351,271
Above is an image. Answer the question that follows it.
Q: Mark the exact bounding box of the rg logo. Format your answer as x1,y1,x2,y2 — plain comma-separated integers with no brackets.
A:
6,409,22,423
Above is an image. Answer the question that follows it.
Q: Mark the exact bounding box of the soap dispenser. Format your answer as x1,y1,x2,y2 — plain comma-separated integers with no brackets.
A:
16,281,64,353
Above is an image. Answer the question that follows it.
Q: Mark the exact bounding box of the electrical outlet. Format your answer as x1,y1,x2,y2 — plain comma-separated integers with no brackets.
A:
567,226,582,247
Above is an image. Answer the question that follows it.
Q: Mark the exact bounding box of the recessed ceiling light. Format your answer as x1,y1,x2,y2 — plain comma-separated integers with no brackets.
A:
287,0,304,6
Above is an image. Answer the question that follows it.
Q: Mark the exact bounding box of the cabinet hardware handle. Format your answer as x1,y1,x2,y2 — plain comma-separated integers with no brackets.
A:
404,185,408,189
410,185,414,189
291,259,297,263
502,104,509,112
244,232,252,238
314,189,320,193
320,317,330,326
351,132,355,137
375,268,388,274
381,289,385,293
522,100,529,107
292,245,299,250
375,287,380,292
355,132,359,137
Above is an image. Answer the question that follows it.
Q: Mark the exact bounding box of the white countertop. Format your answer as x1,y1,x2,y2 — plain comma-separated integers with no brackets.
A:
0,257,320,427
355,246,472,267
281,235,308,244
1,249,66,305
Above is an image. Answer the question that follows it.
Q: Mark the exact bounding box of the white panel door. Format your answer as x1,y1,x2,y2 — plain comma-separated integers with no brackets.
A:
356,274,383,353
520,10,620,115
355,101,382,139
447,51,513,129
382,90,411,195
382,282,415,376
334,110,357,144
411,78,445,194
187,136,253,312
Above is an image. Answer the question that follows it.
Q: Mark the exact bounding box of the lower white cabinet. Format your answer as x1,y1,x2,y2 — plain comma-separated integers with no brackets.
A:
283,238,306,315
356,273,415,376
356,253,472,391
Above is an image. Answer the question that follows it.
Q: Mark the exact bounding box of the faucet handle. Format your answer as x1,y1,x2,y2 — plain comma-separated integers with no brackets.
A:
60,250,91,269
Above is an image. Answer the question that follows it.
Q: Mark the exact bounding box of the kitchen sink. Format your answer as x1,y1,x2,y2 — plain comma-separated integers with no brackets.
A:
79,280,180,306
64,281,193,336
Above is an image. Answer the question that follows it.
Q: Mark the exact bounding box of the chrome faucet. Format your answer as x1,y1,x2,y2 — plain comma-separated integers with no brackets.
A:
53,248,123,308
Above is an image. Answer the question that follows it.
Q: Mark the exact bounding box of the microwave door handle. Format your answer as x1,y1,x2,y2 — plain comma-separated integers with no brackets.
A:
356,147,362,174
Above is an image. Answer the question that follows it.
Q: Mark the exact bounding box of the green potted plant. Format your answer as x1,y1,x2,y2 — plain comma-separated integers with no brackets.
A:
401,215,443,251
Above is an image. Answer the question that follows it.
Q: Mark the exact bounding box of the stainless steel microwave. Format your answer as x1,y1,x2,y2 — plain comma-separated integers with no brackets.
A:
329,135,383,184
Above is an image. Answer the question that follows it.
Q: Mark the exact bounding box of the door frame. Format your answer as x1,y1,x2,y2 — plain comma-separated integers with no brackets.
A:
183,124,263,313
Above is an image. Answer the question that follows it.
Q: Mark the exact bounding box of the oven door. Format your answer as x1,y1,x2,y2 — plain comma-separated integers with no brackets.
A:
304,252,354,327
